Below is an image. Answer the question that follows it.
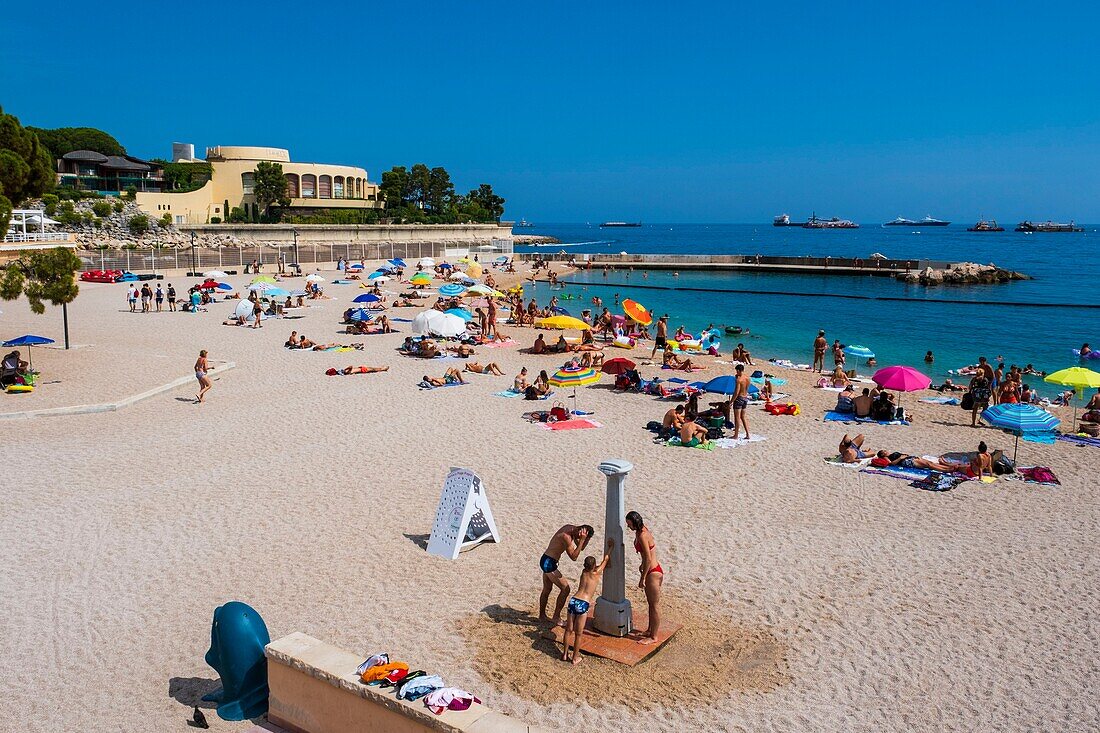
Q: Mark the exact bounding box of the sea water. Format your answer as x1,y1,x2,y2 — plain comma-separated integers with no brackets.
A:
519,224,1098,391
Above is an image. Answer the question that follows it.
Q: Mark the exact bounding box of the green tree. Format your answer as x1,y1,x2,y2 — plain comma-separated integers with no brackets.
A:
409,163,431,209
465,184,505,221
1,246,82,347
27,126,125,162
426,166,454,215
128,213,149,234
0,105,56,232
380,166,409,209
252,161,289,220
92,201,111,217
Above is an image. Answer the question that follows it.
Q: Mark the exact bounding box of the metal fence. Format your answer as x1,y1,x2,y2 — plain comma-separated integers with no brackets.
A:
76,238,514,273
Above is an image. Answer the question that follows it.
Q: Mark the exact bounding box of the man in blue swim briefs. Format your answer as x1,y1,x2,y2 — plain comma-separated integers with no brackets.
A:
563,539,613,665
732,364,752,440
539,524,594,625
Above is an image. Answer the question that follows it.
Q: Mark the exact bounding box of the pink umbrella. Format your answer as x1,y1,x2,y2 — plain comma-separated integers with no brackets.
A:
872,365,931,392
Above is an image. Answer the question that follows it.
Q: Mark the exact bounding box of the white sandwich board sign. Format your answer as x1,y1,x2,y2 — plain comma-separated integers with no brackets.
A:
427,467,500,560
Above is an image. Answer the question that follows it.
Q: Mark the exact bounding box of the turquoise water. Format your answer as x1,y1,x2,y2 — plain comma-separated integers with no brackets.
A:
519,224,1098,391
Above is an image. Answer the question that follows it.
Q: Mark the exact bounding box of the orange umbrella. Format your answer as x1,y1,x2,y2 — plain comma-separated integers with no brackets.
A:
622,298,652,326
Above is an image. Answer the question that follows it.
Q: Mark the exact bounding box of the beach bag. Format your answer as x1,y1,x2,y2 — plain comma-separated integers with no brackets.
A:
961,393,974,411
1079,423,1099,437
550,402,569,421
993,455,1015,475
894,406,906,422
524,386,539,400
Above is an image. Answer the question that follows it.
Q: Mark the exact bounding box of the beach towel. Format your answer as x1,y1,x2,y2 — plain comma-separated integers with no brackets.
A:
537,418,602,431
908,472,964,492
712,435,767,448
824,410,910,426
492,389,553,400
661,365,705,372
1056,433,1100,448
664,436,716,450
862,465,933,482
418,381,469,390
823,456,871,469
750,377,787,386
482,339,518,348
921,396,961,405
1005,466,1061,487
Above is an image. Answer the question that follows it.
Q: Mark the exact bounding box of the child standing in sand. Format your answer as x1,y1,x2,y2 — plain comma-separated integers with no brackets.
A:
562,539,613,665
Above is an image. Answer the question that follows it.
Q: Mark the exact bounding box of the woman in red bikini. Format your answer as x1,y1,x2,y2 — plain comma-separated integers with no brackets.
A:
626,510,663,645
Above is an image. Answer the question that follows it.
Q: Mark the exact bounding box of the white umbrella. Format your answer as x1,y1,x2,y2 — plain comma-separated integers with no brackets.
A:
204,270,228,278
412,310,467,338
448,271,469,280
248,282,274,292
28,215,61,226
234,300,254,319
305,274,326,283
418,257,436,267
367,275,390,284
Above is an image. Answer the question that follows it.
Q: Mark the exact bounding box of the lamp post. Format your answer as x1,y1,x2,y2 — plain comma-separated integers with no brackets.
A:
592,459,634,637
292,229,300,269
190,231,197,275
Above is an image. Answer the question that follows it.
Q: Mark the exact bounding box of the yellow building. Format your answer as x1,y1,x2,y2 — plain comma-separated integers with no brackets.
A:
136,145,382,224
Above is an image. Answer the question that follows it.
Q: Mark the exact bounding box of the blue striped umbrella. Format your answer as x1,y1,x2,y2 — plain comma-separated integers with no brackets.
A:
446,308,474,322
843,345,875,359
980,403,1060,460
439,283,467,297
348,308,374,322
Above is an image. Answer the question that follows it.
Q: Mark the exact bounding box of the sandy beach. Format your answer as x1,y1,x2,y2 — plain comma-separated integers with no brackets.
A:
2,263,1098,732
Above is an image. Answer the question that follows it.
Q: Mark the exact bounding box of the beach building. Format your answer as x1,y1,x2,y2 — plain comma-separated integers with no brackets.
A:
56,150,166,195
135,145,382,225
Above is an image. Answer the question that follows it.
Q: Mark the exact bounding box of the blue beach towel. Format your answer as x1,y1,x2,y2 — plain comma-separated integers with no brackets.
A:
824,410,910,426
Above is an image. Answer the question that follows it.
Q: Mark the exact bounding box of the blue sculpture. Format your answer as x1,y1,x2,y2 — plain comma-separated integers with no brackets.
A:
202,601,270,721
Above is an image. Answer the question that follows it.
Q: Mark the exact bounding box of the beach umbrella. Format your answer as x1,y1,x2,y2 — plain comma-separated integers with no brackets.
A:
203,270,228,278
348,263,364,270
2,334,55,370
411,310,467,338
367,271,389,282
353,293,381,304
215,282,234,291
601,357,636,375
250,275,277,285
233,300,255,320
439,262,454,271
844,345,875,359
467,284,498,296
289,289,307,297
702,375,739,395
348,308,374,322
418,257,436,267
376,265,397,274
1044,367,1100,429
305,274,326,283
535,315,591,331
248,282,274,293
549,365,600,413
446,308,474,322
551,306,570,316
872,365,931,392
980,403,1061,461
410,273,433,285
439,283,467,297
467,263,483,279
264,287,290,299
494,256,508,264
621,299,653,326
388,258,407,268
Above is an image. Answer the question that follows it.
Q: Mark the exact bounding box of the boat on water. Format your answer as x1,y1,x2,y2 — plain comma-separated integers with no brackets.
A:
883,215,950,227
1015,220,1083,233
773,214,805,227
803,213,859,229
517,219,535,228
599,221,641,228
967,219,1005,232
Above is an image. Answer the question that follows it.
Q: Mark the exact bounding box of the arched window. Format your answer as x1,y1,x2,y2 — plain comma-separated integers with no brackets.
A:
333,176,344,198
241,172,255,195
318,175,332,199
285,173,299,198
301,174,317,198
355,178,362,198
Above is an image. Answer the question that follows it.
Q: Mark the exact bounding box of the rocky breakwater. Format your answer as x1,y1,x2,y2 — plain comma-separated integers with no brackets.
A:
514,234,561,246
898,262,1029,286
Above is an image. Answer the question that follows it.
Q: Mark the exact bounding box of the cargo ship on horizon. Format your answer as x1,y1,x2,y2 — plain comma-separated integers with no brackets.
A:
774,212,858,228
1015,220,1083,232
883,215,950,227
599,221,642,227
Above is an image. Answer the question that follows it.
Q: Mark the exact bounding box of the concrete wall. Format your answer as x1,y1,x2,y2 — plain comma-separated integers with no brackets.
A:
266,632,540,733
179,223,514,245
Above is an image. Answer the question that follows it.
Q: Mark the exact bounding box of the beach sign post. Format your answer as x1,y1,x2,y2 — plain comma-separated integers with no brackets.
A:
427,467,500,560
592,459,634,637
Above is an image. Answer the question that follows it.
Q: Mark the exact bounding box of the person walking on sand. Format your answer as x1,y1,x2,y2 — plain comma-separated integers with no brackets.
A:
626,511,664,645
813,330,827,372
562,539,614,665
155,284,164,312
732,363,751,440
194,350,212,403
167,283,177,312
651,315,669,358
539,524,594,625
127,284,137,312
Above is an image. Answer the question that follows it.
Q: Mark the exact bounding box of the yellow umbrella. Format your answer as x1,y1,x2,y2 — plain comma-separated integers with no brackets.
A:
410,273,432,283
621,298,652,326
249,275,277,285
467,262,483,278
535,315,591,331
1045,366,1100,429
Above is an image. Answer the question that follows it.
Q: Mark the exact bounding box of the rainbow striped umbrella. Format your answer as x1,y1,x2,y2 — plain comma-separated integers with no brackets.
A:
549,366,600,413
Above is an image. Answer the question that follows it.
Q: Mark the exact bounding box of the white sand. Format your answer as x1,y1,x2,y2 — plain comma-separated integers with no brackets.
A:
1,267,1097,732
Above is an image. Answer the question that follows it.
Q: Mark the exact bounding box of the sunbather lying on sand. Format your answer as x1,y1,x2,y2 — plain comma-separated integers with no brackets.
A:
464,361,505,375
423,368,466,386
662,345,704,371
872,450,955,472
447,344,476,357
329,365,389,375
839,433,868,463
312,342,364,351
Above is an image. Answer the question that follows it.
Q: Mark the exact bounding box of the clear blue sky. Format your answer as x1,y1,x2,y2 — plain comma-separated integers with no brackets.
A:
4,1,1099,223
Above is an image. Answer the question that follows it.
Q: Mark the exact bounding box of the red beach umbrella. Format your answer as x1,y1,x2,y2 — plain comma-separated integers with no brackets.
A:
601,357,637,375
